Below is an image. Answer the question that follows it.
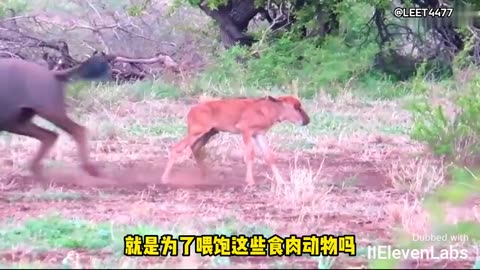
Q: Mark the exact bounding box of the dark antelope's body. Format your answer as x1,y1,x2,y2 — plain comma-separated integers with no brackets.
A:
0,55,111,187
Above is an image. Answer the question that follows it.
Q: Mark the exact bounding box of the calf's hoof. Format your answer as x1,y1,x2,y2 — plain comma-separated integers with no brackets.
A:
243,182,255,192
245,178,255,187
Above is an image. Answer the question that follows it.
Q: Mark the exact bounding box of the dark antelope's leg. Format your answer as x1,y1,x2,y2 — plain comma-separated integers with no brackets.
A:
190,129,218,178
38,112,100,177
5,122,58,188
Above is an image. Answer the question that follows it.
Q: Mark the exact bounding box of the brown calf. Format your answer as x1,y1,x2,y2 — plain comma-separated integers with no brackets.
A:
0,53,112,187
161,95,310,186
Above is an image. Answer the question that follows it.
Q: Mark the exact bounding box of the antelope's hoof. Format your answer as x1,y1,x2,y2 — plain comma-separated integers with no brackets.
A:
82,163,101,177
161,176,169,185
30,168,49,189
34,175,49,190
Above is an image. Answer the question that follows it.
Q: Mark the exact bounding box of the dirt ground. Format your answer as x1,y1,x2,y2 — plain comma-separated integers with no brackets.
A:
0,147,477,268
0,97,478,268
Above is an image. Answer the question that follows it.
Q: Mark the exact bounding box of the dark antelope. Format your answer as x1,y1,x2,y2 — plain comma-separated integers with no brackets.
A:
0,53,112,187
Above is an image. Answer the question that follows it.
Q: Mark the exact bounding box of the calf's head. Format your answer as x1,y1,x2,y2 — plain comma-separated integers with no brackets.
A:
267,96,310,126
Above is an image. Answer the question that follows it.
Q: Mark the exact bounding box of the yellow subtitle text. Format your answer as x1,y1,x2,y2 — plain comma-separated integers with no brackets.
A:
123,234,356,257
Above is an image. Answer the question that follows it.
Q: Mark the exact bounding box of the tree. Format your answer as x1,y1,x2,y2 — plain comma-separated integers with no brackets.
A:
182,0,480,80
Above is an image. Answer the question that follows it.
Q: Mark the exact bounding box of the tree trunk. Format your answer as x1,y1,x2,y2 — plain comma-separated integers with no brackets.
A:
198,0,260,48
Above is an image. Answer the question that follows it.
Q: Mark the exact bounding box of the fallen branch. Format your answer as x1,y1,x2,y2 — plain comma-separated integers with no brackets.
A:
112,53,180,72
0,10,184,83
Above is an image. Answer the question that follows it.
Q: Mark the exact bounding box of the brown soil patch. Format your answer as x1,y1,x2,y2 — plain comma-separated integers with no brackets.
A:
0,151,475,268
2,152,391,191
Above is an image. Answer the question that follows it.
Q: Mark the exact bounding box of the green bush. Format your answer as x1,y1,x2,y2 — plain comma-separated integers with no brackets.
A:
190,0,381,98
370,165,480,269
408,75,480,165
0,0,28,16
196,35,378,98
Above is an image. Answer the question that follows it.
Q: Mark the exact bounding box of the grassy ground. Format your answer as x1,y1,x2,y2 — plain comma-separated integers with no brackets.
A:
0,78,479,269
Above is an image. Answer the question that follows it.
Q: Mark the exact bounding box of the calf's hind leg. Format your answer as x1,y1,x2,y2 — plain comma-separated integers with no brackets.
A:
161,131,207,184
5,120,58,188
37,111,100,177
190,129,218,178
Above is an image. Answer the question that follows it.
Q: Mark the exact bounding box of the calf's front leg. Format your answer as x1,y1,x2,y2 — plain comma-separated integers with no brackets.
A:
241,132,256,186
254,134,286,184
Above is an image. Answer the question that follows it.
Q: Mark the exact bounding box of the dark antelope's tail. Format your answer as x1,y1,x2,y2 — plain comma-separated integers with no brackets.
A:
53,54,113,82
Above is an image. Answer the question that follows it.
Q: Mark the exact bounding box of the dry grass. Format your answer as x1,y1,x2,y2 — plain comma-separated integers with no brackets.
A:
271,155,332,210
387,157,446,196
385,196,431,237
0,84,478,269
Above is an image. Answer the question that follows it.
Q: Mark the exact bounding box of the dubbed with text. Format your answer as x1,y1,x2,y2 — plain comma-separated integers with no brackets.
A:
368,245,469,260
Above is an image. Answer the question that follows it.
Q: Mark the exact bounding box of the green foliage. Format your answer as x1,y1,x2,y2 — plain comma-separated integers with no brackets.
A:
355,72,412,100
337,2,375,44
0,216,113,250
452,34,477,71
66,81,95,99
424,165,480,247
408,76,480,163
197,45,247,89
408,100,455,156
177,0,229,8
126,5,144,16
198,35,378,98
133,79,181,99
182,0,390,98
126,0,151,16
0,0,28,16
369,165,480,268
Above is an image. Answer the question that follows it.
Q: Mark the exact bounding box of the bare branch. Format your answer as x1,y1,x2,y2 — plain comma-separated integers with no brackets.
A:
112,53,180,73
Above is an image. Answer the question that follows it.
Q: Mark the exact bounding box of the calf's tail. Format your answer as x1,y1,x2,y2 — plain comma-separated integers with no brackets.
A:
53,54,113,82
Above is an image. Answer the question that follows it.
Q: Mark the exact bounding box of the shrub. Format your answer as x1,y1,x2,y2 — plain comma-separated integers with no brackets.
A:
408,75,480,165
